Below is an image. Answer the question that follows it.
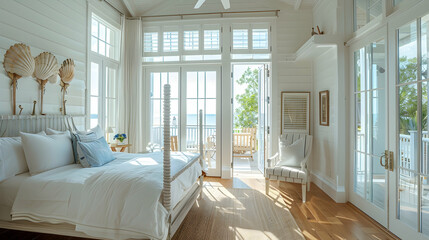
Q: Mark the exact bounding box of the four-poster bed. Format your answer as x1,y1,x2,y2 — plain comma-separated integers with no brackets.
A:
0,84,205,240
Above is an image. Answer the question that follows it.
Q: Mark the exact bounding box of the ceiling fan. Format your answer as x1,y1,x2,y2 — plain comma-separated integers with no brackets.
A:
194,0,230,9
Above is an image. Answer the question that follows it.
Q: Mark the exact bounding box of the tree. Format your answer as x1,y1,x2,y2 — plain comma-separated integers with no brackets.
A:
399,56,428,134
234,67,259,128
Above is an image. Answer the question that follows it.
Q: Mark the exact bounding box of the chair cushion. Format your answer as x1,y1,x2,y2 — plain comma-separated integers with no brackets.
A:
266,166,306,183
278,137,305,167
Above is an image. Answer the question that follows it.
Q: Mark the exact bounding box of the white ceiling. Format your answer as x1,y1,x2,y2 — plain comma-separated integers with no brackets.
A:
121,0,316,16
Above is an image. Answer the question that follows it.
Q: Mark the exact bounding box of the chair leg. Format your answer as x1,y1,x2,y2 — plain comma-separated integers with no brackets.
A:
302,184,306,203
307,181,310,191
277,180,280,186
265,178,270,195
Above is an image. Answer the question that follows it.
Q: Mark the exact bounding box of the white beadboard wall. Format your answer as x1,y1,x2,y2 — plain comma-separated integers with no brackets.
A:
0,0,123,118
310,0,347,202
272,7,313,155
0,0,87,116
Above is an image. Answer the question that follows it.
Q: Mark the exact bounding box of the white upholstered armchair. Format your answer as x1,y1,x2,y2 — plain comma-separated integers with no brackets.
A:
265,133,313,202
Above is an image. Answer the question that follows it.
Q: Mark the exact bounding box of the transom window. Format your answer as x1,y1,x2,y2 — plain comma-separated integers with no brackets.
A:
354,0,382,31
164,32,179,52
204,30,220,50
184,31,199,51
252,29,269,49
91,14,120,60
233,29,248,49
144,32,158,53
142,21,272,62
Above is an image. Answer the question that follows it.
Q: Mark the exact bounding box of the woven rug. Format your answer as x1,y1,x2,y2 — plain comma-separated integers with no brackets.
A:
175,184,305,240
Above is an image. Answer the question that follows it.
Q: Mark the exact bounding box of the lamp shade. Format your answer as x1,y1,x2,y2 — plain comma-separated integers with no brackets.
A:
107,127,115,134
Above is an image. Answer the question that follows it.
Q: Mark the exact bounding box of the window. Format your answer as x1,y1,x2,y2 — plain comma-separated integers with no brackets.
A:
89,13,121,136
233,29,249,49
91,14,120,60
354,0,382,31
163,32,179,52
252,29,269,49
184,31,199,51
204,30,220,50
144,32,158,52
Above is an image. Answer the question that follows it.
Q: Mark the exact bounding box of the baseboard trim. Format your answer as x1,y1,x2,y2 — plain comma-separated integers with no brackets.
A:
311,171,346,203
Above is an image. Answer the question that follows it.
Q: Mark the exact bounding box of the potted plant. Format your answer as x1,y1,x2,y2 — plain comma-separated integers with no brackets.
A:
114,133,127,145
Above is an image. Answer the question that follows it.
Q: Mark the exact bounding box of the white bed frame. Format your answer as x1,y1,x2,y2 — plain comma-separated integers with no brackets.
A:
0,83,205,240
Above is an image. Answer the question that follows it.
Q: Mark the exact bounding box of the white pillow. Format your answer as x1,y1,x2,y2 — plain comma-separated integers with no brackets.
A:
46,128,70,136
277,138,305,167
91,125,105,139
0,132,46,182
20,132,74,175
0,137,28,182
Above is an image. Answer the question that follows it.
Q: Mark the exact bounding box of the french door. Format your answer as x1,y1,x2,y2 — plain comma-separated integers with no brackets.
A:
387,12,429,240
147,66,222,176
258,65,270,174
350,34,388,226
181,66,222,176
350,7,429,240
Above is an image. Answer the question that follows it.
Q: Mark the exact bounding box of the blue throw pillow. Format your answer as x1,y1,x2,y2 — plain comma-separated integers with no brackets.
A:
71,131,97,166
77,137,115,167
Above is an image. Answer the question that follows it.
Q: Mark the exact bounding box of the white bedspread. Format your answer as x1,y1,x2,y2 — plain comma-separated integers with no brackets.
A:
11,151,201,240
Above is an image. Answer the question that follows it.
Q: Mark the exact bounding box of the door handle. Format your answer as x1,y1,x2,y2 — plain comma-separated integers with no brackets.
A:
388,151,394,172
379,150,388,170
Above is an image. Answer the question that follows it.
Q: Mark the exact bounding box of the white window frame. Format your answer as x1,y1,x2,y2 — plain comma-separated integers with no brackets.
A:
231,23,271,54
87,10,121,133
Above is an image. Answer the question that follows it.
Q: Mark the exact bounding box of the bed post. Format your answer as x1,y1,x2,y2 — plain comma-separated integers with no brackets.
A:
199,109,204,199
163,84,172,239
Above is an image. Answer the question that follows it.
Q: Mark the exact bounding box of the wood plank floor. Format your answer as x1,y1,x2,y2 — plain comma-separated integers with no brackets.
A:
0,176,399,240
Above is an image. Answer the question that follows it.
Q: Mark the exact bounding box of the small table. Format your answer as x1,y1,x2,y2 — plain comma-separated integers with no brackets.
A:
110,143,132,152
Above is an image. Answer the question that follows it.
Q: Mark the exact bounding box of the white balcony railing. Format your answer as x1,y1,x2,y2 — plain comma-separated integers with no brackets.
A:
150,126,216,150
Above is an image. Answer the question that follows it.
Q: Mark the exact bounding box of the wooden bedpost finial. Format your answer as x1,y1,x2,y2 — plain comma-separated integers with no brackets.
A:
163,83,171,214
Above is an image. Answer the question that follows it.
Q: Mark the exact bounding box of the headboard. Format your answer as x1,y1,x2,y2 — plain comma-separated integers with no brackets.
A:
0,115,86,137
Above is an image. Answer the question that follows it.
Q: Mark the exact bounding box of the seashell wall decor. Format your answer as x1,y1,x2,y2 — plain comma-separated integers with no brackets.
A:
33,52,59,115
59,59,75,115
2,43,35,115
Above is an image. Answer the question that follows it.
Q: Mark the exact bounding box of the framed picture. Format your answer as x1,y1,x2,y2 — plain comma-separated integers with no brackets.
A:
319,90,329,126
281,91,310,134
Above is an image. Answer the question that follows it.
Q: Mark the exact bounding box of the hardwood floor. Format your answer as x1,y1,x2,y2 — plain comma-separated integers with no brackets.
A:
0,176,399,240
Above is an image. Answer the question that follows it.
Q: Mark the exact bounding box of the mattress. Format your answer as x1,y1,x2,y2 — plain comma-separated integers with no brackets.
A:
10,151,201,223
0,173,30,221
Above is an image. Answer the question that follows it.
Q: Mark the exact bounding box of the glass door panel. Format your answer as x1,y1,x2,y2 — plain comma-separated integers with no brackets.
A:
149,71,180,148
183,67,221,176
390,14,429,239
351,39,387,226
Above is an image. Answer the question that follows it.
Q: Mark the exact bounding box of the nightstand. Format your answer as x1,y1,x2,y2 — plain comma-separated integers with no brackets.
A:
110,143,132,152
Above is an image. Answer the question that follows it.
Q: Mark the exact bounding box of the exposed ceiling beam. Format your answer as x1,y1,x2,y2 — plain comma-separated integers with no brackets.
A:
294,0,302,10
121,0,135,17
194,0,207,9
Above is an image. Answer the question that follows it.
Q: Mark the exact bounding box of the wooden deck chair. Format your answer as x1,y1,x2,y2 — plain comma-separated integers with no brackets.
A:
233,133,254,160
242,128,257,152
171,136,178,151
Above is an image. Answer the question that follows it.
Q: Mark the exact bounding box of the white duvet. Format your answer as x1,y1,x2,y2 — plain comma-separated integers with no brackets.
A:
11,151,201,240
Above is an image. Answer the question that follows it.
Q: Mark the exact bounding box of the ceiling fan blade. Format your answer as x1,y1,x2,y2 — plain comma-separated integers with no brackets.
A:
194,0,206,9
220,0,230,9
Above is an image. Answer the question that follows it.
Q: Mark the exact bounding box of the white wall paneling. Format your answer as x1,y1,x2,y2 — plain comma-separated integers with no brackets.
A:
0,0,88,116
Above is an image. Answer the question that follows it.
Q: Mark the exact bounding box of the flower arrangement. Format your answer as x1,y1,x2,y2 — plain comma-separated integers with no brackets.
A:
114,133,127,143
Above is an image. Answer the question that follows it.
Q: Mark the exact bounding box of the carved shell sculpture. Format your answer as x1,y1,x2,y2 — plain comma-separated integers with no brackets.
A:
59,59,75,85
33,52,59,115
34,52,59,81
3,43,35,114
59,59,74,115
